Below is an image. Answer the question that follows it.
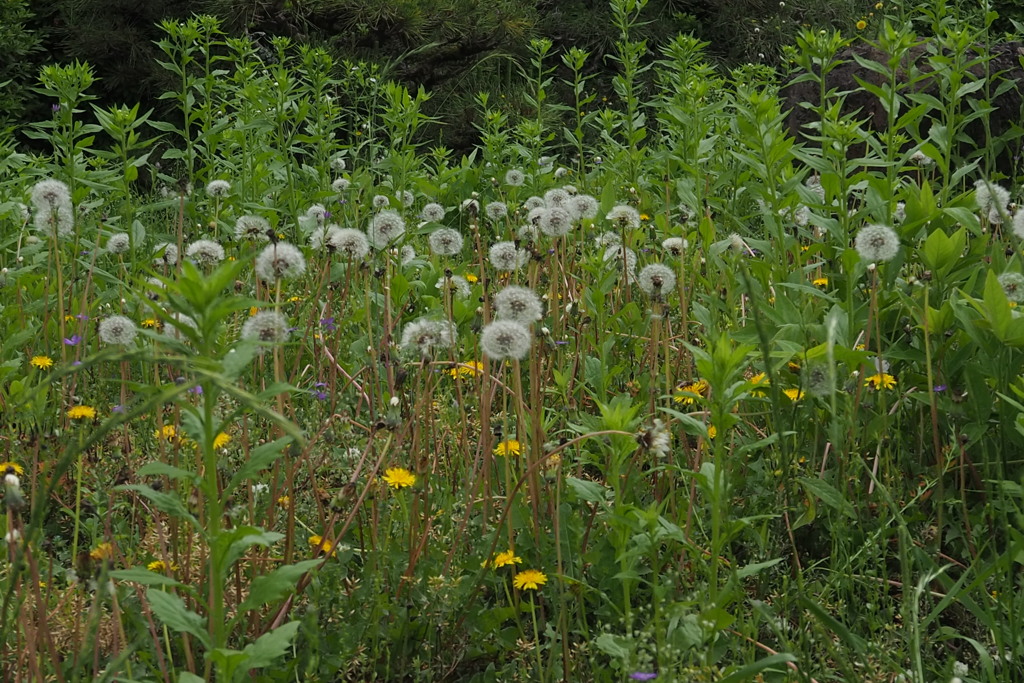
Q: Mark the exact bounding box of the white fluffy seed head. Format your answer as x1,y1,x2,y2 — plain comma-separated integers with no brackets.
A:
571,194,599,220
544,188,570,208
539,207,573,237
235,215,272,242
329,228,370,259
505,169,525,186
106,233,131,255
489,241,528,271
481,320,532,361
372,194,390,209
999,272,1024,303
603,245,637,278
400,319,457,358
186,239,225,266
637,263,676,296
332,177,350,192
206,179,231,197
428,228,464,256
98,315,138,346
606,205,641,229
662,237,687,257
854,224,900,263
241,311,290,345
523,196,545,211
421,203,446,223
493,285,543,324
153,242,179,266
368,210,406,249
255,242,306,282
485,201,508,221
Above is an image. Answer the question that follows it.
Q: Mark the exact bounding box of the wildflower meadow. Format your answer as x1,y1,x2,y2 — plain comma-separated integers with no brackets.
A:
2,0,1024,680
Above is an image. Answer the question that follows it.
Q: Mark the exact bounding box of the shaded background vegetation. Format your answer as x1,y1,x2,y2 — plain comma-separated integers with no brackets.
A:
5,0,1024,151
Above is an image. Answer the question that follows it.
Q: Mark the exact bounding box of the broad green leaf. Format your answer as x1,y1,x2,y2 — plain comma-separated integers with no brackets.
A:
111,568,184,589
241,620,301,668
146,589,210,648
797,477,855,519
235,559,321,616
718,653,798,683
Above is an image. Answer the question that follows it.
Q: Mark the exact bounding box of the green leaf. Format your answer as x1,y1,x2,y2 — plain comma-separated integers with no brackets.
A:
593,632,630,660
136,462,198,483
146,589,210,648
718,653,797,683
565,477,609,504
235,559,321,616
736,557,784,579
799,595,867,654
118,485,199,529
110,568,184,589
178,674,205,683
241,620,301,668
227,436,293,493
797,477,855,519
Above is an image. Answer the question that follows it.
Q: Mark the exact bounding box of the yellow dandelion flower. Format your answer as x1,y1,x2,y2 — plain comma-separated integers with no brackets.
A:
865,373,896,390
249,306,259,316
875,2,883,8
673,379,709,405
90,542,114,561
382,467,416,489
856,19,867,30
493,550,524,569
512,569,547,591
309,534,334,554
288,296,302,303
750,372,769,396
141,318,161,330
147,559,179,572
154,425,177,441
707,425,717,440
0,462,25,475
67,405,97,420
277,495,291,506
64,315,75,323
464,273,479,284
30,356,54,370
494,440,521,457
213,432,231,449
449,360,484,379
784,388,804,401
812,277,829,288
640,213,650,221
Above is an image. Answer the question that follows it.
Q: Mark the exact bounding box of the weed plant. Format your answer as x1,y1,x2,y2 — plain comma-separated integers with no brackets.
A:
1,0,1024,680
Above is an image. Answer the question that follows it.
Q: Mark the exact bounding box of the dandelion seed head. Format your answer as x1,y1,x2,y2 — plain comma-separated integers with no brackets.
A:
975,179,1010,215
97,315,138,346
30,179,71,211
603,245,637,278
493,286,543,324
854,223,900,263
397,190,414,208
662,237,687,256
400,319,457,358
400,245,417,265
241,311,290,345
999,272,1024,303
255,242,307,282
332,177,350,193
106,233,131,255
437,274,471,299
186,239,225,266
330,155,346,172
570,194,599,220
1013,210,1024,240
372,194,391,209
485,201,508,221
481,320,532,360
329,227,370,259
367,210,406,249
206,179,231,197
544,188,570,208
305,203,328,223
804,363,834,397
234,215,272,242
505,169,525,186
460,198,480,214
637,263,676,296
523,196,545,211
421,202,446,223
428,228,464,256
153,242,179,266
489,241,528,271
596,231,621,247
606,204,641,229
539,207,573,237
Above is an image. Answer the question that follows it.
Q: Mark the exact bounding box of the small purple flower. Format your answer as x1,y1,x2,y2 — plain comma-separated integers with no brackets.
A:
188,385,203,395
63,335,82,346
75,313,89,321
311,382,329,400
52,103,61,113
320,317,336,332
933,384,947,392
629,674,657,681
112,405,127,414
323,210,332,219
72,360,82,367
